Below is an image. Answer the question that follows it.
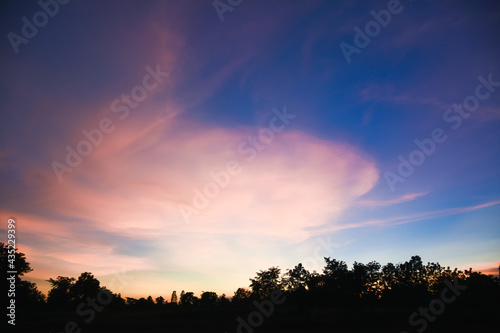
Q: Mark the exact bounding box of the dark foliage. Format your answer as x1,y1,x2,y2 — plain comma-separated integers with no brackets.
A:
3,242,499,332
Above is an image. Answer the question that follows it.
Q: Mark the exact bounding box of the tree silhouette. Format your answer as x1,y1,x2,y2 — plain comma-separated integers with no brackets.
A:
9,248,500,332
219,293,230,307
0,242,32,276
47,276,76,308
250,266,282,300
71,272,101,303
143,296,155,309
351,261,381,299
322,258,350,304
282,263,310,292
155,296,165,305
126,297,137,306
200,291,218,307
170,290,178,304
1,243,45,312
108,292,126,310
13,279,46,314
180,291,198,306
232,287,251,305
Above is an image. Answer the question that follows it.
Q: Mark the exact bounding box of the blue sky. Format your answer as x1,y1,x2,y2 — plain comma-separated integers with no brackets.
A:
1,0,499,298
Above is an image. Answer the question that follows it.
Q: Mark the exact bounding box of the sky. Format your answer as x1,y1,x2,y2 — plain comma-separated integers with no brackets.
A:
0,0,499,299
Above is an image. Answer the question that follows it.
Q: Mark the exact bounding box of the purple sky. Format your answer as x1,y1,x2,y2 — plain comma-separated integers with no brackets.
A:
1,0,499,298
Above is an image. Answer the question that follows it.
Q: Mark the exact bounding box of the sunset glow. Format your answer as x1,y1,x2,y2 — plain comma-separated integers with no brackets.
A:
1,0,499,301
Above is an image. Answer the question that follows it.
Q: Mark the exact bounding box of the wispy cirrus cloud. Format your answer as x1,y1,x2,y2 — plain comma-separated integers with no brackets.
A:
357,191,429,207
309,200,500,235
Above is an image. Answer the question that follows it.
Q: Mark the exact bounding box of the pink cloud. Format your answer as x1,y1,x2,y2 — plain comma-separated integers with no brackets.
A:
47,115,379,238
3,107,379,288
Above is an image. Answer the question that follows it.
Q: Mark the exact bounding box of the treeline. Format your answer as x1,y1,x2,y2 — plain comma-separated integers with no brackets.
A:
2,242,500,332
2,240,499,311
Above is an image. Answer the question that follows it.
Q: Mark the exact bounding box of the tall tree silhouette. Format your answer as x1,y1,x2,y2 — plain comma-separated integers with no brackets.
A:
0,243,45,312
250,266,282,300
171,290,178,304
